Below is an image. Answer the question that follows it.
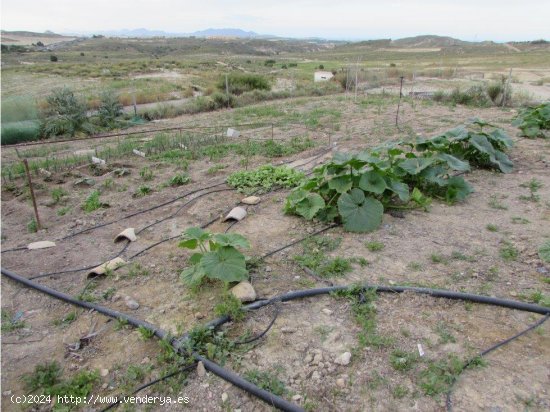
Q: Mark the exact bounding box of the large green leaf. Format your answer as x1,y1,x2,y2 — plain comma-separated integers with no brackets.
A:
337,188,383,233
445,176,473,204
436,153,470,172
387,178,410,202
180,264,206,286
295,193,326,220
359,171,387,194
200,246,248,283
328,175,353,193
469,134,496,157
492,150,514,174
538,240,550,263
398,157,436,175
420,165,448,186
488,129,513,149
212,233,251,249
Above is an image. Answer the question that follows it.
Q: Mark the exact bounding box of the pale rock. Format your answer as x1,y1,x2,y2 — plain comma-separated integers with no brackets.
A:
281,327,297,333
230,281,256,303
322,308,333,315
194,312,205,319
292,394,302,401
336,378,346,388
125,298,139,310
100,369,109,377
334,352,352,366
197,361,206,378
241,196,261,205
311,371,321,380
221,392,228,402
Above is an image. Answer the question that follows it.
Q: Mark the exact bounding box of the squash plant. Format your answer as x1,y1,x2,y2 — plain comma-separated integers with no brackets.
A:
179,227,250,286
512,102,550,139
411,119,513,173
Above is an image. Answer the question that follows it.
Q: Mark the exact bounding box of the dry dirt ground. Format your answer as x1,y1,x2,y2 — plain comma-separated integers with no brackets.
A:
1,96,549,412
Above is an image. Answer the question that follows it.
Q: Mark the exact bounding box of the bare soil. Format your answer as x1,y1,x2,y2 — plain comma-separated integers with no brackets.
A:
1,97,549,412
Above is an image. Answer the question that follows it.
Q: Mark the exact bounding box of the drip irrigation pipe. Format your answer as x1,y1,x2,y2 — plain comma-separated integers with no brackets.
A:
1,266,305,412
445,313,550,411
101,362,198,412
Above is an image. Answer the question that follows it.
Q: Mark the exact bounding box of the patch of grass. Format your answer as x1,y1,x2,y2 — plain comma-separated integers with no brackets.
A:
126,263,150,278
214,293,245,321
488,195,508,210
390,349,419,371
120,364,152,391
206,164,226,175
27,217,38,233
486,223,499,232
114,318,130,331
511,216,530,224
139,166,154,181
391,384,409,399
243,369,287,396
519,290,550,307
138,326,155,340
519,178,543,203
1,309,26,332
227,164,304,195
22,361,99,407
314,325,333,342
134,185,152,197
407,261,423,271
435,322,457,344
168,173,191,186
81,190,103,213
53,311,77,327
365,241,385,252
499,241,519,261
418,354,463,396
430,253,448,264
294,238,352,279
51,187,68,203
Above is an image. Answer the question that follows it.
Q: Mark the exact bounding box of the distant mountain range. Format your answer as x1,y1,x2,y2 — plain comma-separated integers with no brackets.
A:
79,28,266,38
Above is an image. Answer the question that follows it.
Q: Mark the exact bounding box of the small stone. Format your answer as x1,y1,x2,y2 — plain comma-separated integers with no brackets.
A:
312,353,323,365
194,312,205,319
334,352,352,366
510,291,518,297
197,361,206,378
100,369,109,377
292,394,302,401
230,281,256,303
281,327,297,333
311,371,321,380
125,298,139,310
221,392,228,402
102,383,108,389
141,357,151,364
241,196,261,205
304,353,313,364
265,266,272,272
336,378,346,388
322,308,333,315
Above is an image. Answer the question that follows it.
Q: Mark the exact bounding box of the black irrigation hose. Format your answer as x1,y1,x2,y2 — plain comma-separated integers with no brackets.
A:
234,302,280,345
0,266,304,412
1,267,167,339
100,361,198,412
194,354,304,412
445,313,550,411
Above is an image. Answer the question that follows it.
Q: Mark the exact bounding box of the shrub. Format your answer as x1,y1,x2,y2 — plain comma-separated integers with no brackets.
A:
97,91,123,127
40,88,92,137
211,92,236,109
217,73,270,95
1,121,40,145
50,55,58,62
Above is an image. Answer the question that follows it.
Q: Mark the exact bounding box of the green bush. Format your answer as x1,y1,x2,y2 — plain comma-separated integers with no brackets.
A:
1,121,40,145
211,92,236,108
217,73,270,95
40,88,92,138
97,91,123,127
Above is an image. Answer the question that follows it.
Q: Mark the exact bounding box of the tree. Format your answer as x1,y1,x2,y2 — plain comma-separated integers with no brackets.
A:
98,91,123,127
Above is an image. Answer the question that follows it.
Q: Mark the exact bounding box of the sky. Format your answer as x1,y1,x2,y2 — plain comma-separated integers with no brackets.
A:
1,0,549,42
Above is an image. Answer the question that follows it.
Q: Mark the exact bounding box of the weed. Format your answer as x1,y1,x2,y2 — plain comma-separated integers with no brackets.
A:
519,178,542,202
127,263,150,278
499,241,519,261
138,326,155,340
488,195,508,210
57,206,73,216
314,325,333,342
407,262,423,271
22,361,99,406
244,369,286,396
101,287,116,300
206,164,226,175
27,217,38,233
519,290,550,307
486,223,499,232
102,177,115,189
134,185,152,197
139,166,154,181
430,254,448,264
511,216,530,224
392,384,409,399
419,355,470,396
121,364,152,391
365,241,384,252
114,318,130,331
169,173,191,186
51,187,68,203
227,165,304,195
390,349,419,371
82,190,103,213
214,293,245,321
294,236,352,278
451,251,475,262
53,312,77,327
1,309,26,332
435,322,457,344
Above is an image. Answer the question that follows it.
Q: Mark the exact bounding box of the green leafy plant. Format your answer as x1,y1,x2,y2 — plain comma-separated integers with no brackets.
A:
139,166,154,181
539,240,550,263
244,369,287,396
390,349,419,371
179,227,251,286
82,190,105,212
39,87,93,138
169,173,191,186
134,185,152,197
138,326,155,340
227,164,305,194
366,241,384,252
512,102,550,138
27,217,38,233
53,311,77,327
51,187,68,203
214,293,245,321
1,309,26,331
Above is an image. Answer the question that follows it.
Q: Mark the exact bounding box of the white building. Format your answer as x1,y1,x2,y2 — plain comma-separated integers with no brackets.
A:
314,71,334,82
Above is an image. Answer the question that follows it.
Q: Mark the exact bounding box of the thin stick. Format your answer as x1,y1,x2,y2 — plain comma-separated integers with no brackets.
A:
395,76,404,128
22,159,42,230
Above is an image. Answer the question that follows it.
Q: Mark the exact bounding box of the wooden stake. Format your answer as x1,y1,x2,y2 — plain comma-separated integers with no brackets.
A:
502,68,513,107
22,159,42,231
